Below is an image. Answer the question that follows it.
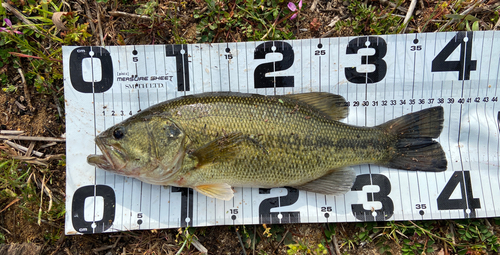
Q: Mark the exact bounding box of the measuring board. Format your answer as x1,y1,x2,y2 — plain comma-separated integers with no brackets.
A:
63,31,500,234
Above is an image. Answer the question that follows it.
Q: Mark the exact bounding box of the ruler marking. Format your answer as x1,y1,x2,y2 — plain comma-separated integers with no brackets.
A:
272,41,276,95
412,33,422,204
89,46,98,233
422,33,431,219
476,32,486,216
494,31,500,217
457,32,473,218
318,39,321,92
227,43,231,92
393,34,405,220
218,44,222,92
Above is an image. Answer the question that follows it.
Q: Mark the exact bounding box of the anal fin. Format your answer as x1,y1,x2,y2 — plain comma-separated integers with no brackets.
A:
194,183,234,201
292,168,356,196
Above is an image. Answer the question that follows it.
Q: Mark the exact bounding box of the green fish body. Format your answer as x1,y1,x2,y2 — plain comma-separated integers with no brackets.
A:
87,92,447,200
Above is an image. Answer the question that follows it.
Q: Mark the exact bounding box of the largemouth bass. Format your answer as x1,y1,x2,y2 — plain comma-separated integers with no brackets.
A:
87,92,447,200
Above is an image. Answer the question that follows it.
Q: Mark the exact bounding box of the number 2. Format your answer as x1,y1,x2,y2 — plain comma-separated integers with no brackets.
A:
254,41,294,88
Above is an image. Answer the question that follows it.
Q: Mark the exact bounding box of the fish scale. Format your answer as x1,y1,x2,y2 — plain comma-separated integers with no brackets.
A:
154,94,393,183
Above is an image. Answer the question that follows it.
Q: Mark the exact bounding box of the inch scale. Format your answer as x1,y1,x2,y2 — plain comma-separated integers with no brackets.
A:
63,31,500,234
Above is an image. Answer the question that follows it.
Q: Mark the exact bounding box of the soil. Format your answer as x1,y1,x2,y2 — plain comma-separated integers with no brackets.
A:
1,0,499,254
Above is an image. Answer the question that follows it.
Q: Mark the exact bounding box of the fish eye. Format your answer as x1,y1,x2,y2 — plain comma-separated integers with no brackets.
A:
113,127,125,140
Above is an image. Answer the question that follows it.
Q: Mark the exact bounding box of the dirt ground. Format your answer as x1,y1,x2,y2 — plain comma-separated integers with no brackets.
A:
1,0,499,254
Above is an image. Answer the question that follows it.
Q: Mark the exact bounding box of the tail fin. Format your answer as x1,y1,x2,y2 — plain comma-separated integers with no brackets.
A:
378,106,447,172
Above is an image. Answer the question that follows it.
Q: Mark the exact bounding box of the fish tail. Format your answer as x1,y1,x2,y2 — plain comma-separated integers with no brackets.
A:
378,106,447,172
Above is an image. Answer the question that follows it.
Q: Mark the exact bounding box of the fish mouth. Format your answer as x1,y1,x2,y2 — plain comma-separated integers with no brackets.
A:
87,137,127,172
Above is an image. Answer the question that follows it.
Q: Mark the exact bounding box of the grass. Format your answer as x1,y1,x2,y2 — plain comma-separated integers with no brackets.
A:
0,158,65,244
194,0,295,42
1,0,500,253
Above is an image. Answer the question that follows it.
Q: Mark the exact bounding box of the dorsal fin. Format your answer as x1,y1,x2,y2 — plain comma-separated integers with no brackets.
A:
283,92,348,121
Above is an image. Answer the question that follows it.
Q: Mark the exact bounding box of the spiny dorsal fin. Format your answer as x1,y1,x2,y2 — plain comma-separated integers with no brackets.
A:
283,92,348,121
292,167,356,196
189,132,244,168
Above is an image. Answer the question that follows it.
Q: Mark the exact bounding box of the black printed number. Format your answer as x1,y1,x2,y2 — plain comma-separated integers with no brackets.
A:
315,50,326,55
345,36,387,84
321,206,332,212
258,187,300,224
437,171,480,218
254,41,294,88
431,31,477,80
71,185,116,234
69,47,114,93
166,44,190,91
415,204,427,209
351,174,394,221
410,45,422,51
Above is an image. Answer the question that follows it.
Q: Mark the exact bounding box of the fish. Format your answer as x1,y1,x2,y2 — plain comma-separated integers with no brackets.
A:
87,92,447,200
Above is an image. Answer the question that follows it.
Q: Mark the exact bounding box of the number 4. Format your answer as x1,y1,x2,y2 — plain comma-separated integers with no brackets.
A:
431,31,477,80
437,171,480,218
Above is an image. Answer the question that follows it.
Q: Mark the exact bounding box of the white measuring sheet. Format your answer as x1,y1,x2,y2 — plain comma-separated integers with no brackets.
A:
63,31,500,234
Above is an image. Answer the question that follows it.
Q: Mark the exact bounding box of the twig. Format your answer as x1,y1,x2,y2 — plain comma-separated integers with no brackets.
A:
38,174,45,225
49,232,66,255
0,130,24,135
14,101,26,111
5,140,44,157
379,0,408,13
39,142,57,149
109,11,152,20
78,0,96,35
332,234,341,255
0,225,12,235
25,141,35,157
401,0,418,33
272,229,289,254
2,2,44,35
51,93,65,124
0,197,20,213
449,222,456,245
64,247,73,255
320,15,347,38
95,2,105,47
253,225,256,255
1,2,61,42
310,0,320,11
32,173,58,205
17,67,34,111
92,245,115,253
9,52,62,63
0,135,65,142
191,237,208,254
235,227,247,255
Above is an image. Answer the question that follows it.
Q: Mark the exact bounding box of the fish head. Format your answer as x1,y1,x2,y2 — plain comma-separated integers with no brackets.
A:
87,115,187,183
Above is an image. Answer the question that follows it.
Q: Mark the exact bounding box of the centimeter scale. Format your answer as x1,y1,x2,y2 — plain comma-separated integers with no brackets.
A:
63,31,500,234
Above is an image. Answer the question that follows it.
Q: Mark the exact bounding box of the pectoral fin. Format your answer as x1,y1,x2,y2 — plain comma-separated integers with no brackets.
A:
194,183,234,201
190,132,244,168
292,168,356,196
